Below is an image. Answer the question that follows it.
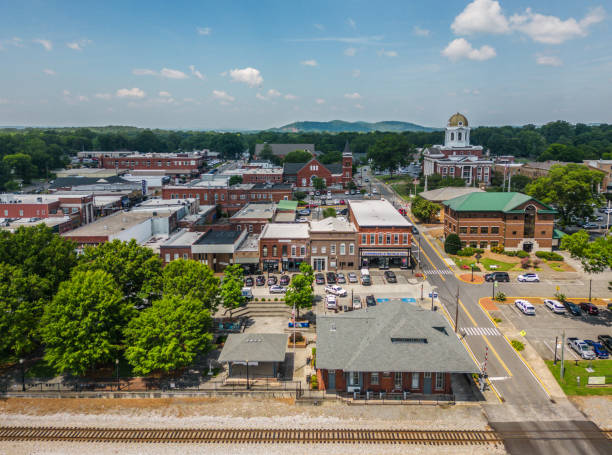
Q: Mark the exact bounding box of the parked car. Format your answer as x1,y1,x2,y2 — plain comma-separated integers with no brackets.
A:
315,273,325,285
582,222,599,229
597,335,612,353
580,301,599,315
384,270,397,283
515,299,535,315
365,295,376,307
584,340,609,359
361,268,371,286
544,299,566,314
564,301,582,316
352,295,362,310
255,275,265,286
411,226,419,235
325,285,347,297
244,276,254,287
348,272,358,283
517,273,540,282
398,208,406,216
269,285,287,294
364,178,369,182
336,272,346,284
567,337,596,360
339,208,348,216
326,294,337,309
298,208,311,216
326,271,336,284
296,217,308,223
344,191,349,195
267,276,278,286
485,271,510,282
280,275,291,286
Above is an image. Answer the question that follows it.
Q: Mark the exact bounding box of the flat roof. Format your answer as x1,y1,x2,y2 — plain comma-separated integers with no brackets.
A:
236,234,260,252
0,216,71,231
162,229,203,247
274,211,296,222
261,223,309,239
0,194,61,204
309,217,356,232
138,198,197,207
218,333,288,363
231,203,276,220
419,187,484,202
62,211,169,237
277,200,298,211
349,200,412,228
56,168,127,177
195,229,242,245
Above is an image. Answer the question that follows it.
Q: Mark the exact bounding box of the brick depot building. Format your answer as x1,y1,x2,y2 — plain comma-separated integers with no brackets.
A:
316,302,476,395
442,192,557,252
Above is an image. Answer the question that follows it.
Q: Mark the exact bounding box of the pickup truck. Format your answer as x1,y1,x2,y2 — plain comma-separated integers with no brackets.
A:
567,337,596,360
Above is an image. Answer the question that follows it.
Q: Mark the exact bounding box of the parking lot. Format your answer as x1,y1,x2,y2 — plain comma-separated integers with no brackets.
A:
494,300,612,361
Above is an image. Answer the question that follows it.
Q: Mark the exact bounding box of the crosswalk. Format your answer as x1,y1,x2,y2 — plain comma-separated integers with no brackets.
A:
422,268,454,276
461,326,501,337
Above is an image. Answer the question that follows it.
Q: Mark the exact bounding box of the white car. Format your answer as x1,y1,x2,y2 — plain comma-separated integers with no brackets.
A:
544,299,566,314
326,294,337,309
515,299,535,315
269,285,287,294
325,285,347,297
344,191,349,195
296,217,308,223
517,273,540,282
372,188,378,194
568,337,596,360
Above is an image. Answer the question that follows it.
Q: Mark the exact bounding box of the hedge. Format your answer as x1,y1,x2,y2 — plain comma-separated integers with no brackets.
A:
535,251,564,261
456,247,485,257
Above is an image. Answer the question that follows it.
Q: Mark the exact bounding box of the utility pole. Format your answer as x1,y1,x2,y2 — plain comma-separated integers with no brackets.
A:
507,171,512,192
554,336,558,365
605,199,611,237
560,331,565,379
502,164,507,192
455,287,460,333
588,279,592,302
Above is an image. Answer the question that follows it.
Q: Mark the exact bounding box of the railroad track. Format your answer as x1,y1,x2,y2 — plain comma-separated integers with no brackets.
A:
0,426,503,445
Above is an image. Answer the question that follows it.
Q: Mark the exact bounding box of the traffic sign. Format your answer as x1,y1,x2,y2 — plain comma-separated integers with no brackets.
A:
519,330,526,337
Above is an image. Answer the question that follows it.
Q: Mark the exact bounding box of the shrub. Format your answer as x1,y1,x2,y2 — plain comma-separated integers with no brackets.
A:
473,248,485,254
554,292,566,302
521,257,531,269
493,317,502,323
516,250,529,258
457,247,475,257
511,340,525,351
310,374,318,390
444,234,462,255
532,258,541,268
491,245,505,254
535,251,564,261
503,250,517,257
274,298,278,301
494,292,506,302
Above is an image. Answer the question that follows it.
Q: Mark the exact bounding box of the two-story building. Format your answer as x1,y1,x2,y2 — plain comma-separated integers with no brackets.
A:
309,217,358,271
229,203,276,234
100,152,205,177
283,142,353,189
259,223,310,272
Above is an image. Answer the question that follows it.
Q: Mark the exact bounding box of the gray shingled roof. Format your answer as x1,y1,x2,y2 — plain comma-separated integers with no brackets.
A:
283,160,342,176
218,333,288,363
316,302,477,373
50,175,132,188
255,143,315,157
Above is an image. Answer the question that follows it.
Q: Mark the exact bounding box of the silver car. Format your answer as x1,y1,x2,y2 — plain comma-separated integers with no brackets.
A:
347,272,358,283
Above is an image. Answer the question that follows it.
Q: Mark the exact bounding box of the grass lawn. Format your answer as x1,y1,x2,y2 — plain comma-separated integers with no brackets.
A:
548,262,565,272
452,257,482,272
479,258,515,271
391,183,412,200
546,360,612,396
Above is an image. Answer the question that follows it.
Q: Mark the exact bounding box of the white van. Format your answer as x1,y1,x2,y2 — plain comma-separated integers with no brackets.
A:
515,299,535,315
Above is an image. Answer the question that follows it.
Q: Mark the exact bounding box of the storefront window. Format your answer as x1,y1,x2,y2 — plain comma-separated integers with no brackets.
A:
273,245,277,256
262,246,267,257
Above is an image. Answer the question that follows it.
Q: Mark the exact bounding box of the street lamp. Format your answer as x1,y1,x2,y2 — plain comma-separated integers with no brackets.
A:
19,358,25,391
471,264,475,282
115,358,119,391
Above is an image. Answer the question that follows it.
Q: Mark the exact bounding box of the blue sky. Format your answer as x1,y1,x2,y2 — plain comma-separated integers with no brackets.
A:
0,0,610,129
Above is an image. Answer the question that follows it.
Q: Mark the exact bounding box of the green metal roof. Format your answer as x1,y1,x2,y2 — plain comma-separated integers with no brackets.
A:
553,229,566,239
277,200,298,211
442,192,556,214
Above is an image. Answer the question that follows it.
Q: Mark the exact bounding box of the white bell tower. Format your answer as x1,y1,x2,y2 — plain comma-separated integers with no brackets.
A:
444,113,470,147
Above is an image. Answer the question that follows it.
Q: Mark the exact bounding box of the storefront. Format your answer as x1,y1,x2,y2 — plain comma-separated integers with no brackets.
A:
282,258,304,272
262,259,279,272
360,248,411,269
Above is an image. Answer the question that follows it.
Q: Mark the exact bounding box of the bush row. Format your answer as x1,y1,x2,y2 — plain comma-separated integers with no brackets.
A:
535,251,564,261
456,247,485,257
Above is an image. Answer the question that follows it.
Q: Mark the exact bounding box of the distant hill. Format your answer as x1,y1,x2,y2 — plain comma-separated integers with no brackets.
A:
268,120,437,133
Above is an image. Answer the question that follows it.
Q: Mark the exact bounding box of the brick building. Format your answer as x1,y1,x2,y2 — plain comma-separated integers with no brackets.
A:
0,193,94,227
348,199,413,269
316,302,476,395
309,217,358,271
442,192,557,252
259,223,310,272
229,203,276,234
100,153,205,176
254,143,315,159
283,142,353,189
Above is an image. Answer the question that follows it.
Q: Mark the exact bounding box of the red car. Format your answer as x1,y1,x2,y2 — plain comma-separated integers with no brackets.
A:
339,199,346,205
398,208,407,215
580,302,599,315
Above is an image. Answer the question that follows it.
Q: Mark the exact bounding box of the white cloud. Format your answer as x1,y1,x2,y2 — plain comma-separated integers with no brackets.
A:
452,0,510,35
536,55,563,66
284,94,297,100
352,69,360,78
510,7,605,44
212,90,235,103
377,49,398,57
314,23,324,31
413,26,430,37
2,37,24,49
160,68,188,79
267,89,281,98
62,89,70,96
347,18,356,29
354,104,364,109
42,69,55,75
315,98,326,104
189,65,205,80
66,39,92,51
344,47,356,56
94,93,112,100
229,67,263,87
78,95,89,102
33,39,52,51
301,59,318,67
116,87,145,98
463,88,481,95
442,38,496,61
256,93,267,101
344,92,361,99
133,68,157,76
159,91,172,97
197,27,211,36
0,98,9,104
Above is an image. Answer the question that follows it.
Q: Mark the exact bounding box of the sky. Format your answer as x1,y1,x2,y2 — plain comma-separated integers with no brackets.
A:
0,0,610,130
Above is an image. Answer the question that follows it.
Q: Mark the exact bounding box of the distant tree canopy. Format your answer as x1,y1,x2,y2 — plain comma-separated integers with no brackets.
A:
283,150,314,163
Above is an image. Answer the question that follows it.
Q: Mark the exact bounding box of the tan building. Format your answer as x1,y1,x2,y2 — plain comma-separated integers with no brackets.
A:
513,161,571,179
583,160,612,194
309,217,358,271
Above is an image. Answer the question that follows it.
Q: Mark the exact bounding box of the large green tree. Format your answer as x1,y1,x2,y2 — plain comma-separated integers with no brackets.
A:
285,262,314,318
312,176,326,190
284,150,313,163
411,196,440,223
40,270,132,375
525,164,604,226
561,230,612,273
124,295,213,376
162,259,220,311
76,239,163,304
367,135,411,174
220,264,245,316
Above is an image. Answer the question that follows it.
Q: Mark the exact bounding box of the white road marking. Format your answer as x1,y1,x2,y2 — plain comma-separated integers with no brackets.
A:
461,327,502,337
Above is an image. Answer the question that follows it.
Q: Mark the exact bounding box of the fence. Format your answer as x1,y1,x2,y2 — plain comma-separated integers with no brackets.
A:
338,391,455,405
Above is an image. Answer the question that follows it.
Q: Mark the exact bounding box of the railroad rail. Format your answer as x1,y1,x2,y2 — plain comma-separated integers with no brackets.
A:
0,426,503,445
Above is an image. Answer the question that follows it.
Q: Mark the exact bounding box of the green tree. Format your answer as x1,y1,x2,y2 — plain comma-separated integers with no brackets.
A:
525,164,604,226
3,153,36,183
0,264,50,357
444,233,462,255
220,264,245,316
318,150,342,165
323,207,337,218
293,190,307,201
284,150,313,163
561,230,612,273
162,259,220,311
312,176,326,190
259,143,282,165
425,174,466,190
124,295,213,376
367,135,411,174
40,270,132,375
411,196,440,223
76,239,163,304
229,175,243,186
216,133,246,159
285,263,314,318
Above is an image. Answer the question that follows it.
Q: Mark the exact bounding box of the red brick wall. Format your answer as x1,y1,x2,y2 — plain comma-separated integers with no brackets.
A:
243,173,282,184
318,370,452,394
102,156,203,172
160,246,192,264
0,202,59,218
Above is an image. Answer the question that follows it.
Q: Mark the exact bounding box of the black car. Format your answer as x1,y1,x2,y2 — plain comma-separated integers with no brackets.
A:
365,295,376,307
411,226,419,235
267,276,278,286
315,273,325,285
326,272,336,284
280,275,291,286
339,208,349,216
255,275,266,286
244,276,254,287
384,271,397,283
484,272,510,282
598,335,612,353
564,300,581,316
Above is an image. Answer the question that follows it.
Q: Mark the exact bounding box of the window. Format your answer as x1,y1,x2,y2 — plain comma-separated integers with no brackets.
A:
231,194,236,200
458,132,462,141
3,210,7,216
300,246,306,256
248,224,253,233
541,230,546,235
435,373,445,390
395,372,402,389
290,245,296,256
459,226,467,234
481,226,488,234
282,245,288,256
350,372,359,386
183,253,188,260
394,234,399,244
263,246,267,257
273,245,277,256
386,233,391,244
321,246,326,253
480,241,487,248
450,167,455,175
403,233,408,244
470,226,478,234
491,226,499,234
411,373,419,389
370,234,375,244
362,234,366,244
460,241,467,248
370,372,379,385
451,132,454,141
165,253,170,262
490,241,498,247
470,241,477,248
378,233,383,244
312,246,317,254
349,244,354,255
236,224,241,231
174,253,179,260
512,231,517,235
340,244,345,255
524,205,536,238
19,210,24,216
330,244,336,254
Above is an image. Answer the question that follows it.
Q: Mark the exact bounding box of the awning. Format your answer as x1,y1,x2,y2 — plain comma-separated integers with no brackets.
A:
361,249,409,257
